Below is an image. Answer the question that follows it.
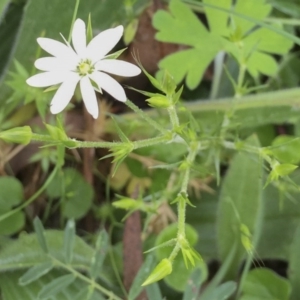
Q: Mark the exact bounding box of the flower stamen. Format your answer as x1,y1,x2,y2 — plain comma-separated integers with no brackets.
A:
77,59,94,76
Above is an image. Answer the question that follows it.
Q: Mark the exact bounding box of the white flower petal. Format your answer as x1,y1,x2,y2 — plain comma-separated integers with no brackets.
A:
26,71,72,87
35,57,76,71
80,76,99,119
37,37,78,62
95,59,141,77
50,72,80,114
90,72,126,102
86,25,124,63
72,19,86,57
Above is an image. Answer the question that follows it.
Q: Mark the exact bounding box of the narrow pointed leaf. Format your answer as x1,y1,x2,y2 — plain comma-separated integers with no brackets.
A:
128,255,154,300
37,274,76,299
19,262,53,286
182,268,203,300
146,282,163,300
33,217,48,253
211,281,237,300
90,230,109,279
63,219,76,264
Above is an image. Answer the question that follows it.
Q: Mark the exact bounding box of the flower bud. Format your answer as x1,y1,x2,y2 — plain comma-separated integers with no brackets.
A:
146,96,170,108
112,198,141,210
142,258,172,286
0,126,32,145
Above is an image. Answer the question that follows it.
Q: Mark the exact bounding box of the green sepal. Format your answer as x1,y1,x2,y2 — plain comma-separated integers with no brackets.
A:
105,48,128,60
160,70,177,95
126,86,163,98
87,14,93,44
132,52,163,92
181,245,203,269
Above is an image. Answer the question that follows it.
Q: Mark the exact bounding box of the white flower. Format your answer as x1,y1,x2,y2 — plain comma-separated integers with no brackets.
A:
26,19,141,119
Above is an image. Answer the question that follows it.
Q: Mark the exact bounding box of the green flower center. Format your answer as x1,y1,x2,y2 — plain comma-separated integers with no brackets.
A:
77,60,94,76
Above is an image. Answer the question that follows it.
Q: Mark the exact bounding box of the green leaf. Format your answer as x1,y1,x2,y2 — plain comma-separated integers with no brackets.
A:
154,0,210,46
37,274,76,299
19,262,53,286
63,219,76,264
182,268,203,300
46,168,94,220
203,0,231,36
153,0,221,89
0,176,25,235
0,176,23,211
270,135,300,164
288,224,300,300
244,26,293,55
0,2,23,79
89,230,109,280
158,49,218,90
232,0,271,34
217,135,263,278
128,255,154,300
0,270,104,300
145,282,163,300
0,0,9,20
0,230,94,272
210,281,237,300
257,171,300,259
0,210,25,236
246,51,278,78
200,244,237,300
33,217,48,254
240,268,291,300
153,0,293,89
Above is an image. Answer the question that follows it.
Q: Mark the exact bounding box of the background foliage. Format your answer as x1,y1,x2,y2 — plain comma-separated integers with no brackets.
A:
1,0,300,299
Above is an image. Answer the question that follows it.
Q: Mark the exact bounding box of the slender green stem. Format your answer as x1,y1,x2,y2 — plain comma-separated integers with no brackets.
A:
132,134,170,149
177,197,186,237
176,143,199,237
50,255,122,300
168,243,181,262
68,0,80,43
0,164,59,223
222,141,259,154
168,142,199,263
181,142,199,193
32,133,169,150
125,100,168,134
31,133,121,148
236,252,254,298
236,63,246,98
31,134,59,143
167,106,180,129
210,51,226,99
266,17,300,26
108,227,128,299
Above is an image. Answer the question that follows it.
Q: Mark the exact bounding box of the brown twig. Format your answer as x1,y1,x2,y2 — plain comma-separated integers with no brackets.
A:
123,185,147,300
